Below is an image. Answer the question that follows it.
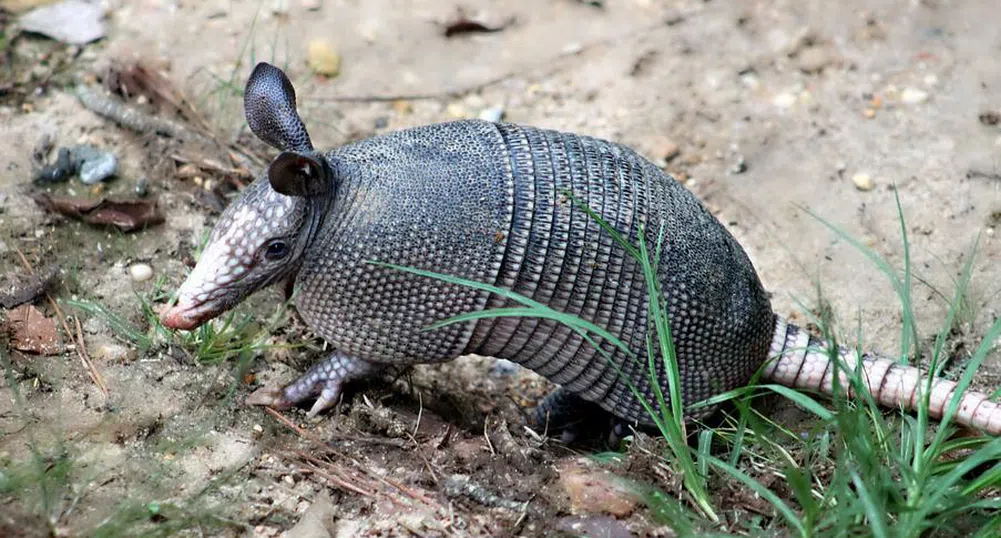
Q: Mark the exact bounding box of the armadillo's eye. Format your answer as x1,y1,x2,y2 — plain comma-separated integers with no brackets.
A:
264,240,289,261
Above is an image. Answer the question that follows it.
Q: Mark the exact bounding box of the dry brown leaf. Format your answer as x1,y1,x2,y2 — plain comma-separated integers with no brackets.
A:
32,193,165,232
4,304,62,355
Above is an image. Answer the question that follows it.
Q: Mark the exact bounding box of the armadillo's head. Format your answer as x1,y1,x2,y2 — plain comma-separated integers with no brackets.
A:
160,62,334,330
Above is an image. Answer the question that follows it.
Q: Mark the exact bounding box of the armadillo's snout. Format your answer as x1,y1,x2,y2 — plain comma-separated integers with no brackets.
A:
159,269,230,331
159,237,248,331
160,301,210,330
160,294,225,330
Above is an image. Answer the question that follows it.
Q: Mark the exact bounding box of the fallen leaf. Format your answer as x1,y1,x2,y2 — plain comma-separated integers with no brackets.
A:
19,0,107,45
4,304,62,355
0,265,58,309
444,14,513,38
32,193,165,232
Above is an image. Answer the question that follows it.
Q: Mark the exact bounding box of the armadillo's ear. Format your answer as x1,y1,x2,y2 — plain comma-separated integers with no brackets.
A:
267,152,327,198
244,62,314,153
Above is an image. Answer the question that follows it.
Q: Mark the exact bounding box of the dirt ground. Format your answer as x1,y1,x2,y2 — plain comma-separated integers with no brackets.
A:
2,0,1001,536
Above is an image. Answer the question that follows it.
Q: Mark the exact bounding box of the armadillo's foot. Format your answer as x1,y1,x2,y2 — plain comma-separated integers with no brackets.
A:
531,387,632,447
246,351,385,418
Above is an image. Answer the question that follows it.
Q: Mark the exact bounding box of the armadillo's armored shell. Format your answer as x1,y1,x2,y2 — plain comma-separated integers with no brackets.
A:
295,120,775,424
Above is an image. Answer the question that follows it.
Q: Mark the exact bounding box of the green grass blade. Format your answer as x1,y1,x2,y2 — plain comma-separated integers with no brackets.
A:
704,454,806,536
849,468,889,538
692,384,834,422
64,298,150,349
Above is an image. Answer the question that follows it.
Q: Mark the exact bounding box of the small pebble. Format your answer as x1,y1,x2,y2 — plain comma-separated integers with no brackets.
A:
559,464,641,517
307,39,341,77
729,155,748,174
270,0,289,15
863,108,876,119
129,263,153,282
773,92,796,108
924,74,939,87
478,106,505,123
643,135,680,167
300,0,321,10
900,87,929,105
253,424,264,433
78,152,118,184
446,102,468,119
562,42,583,55
70,145,118,184
852,172,874,191
357,20,378,43
796,46,833,73
490,359,519,376
392,99,412,115
740,72,761,90
135,176,149,197
34,147,73,184
283,475,295,486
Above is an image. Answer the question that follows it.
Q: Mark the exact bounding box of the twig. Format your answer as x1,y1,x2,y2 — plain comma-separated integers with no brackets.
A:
75,84,200,140
265,408,446,510
483,416,496,456
300,464,375,497
75,83,265,174
360,459,439,507
171,153,252,179
398,520,429,538
73,315,107,396
263,406,328,446
512,497,531,533
263,405,408,448
406,431,439,484
13,246,109,398
968,169,1001,182
412,390,424,439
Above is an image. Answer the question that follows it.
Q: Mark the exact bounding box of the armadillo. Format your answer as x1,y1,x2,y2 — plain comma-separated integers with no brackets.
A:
160,62,1001,436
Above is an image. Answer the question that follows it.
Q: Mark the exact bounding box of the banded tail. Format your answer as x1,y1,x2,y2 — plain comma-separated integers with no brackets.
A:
765,317,1001,435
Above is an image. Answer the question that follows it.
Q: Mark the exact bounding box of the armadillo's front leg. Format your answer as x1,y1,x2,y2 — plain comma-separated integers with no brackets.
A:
246,351,386,417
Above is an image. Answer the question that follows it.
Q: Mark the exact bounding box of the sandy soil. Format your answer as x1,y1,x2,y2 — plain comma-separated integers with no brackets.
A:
2,0,1001,536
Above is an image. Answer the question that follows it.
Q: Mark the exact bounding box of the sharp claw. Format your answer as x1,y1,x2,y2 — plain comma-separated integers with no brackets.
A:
305,381,342,418
246,352,380,418
245,387,293,409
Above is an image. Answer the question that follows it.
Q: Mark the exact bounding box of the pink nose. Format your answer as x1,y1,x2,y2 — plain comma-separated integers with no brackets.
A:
159,303,201,330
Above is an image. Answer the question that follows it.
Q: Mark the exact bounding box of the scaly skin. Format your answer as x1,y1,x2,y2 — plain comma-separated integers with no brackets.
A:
245,351,388,417
767,319,1001,434
161,62,1001,438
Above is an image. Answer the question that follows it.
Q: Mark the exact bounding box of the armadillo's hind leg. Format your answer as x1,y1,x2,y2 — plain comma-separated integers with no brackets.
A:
532,387,632,447
246,351,386,418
